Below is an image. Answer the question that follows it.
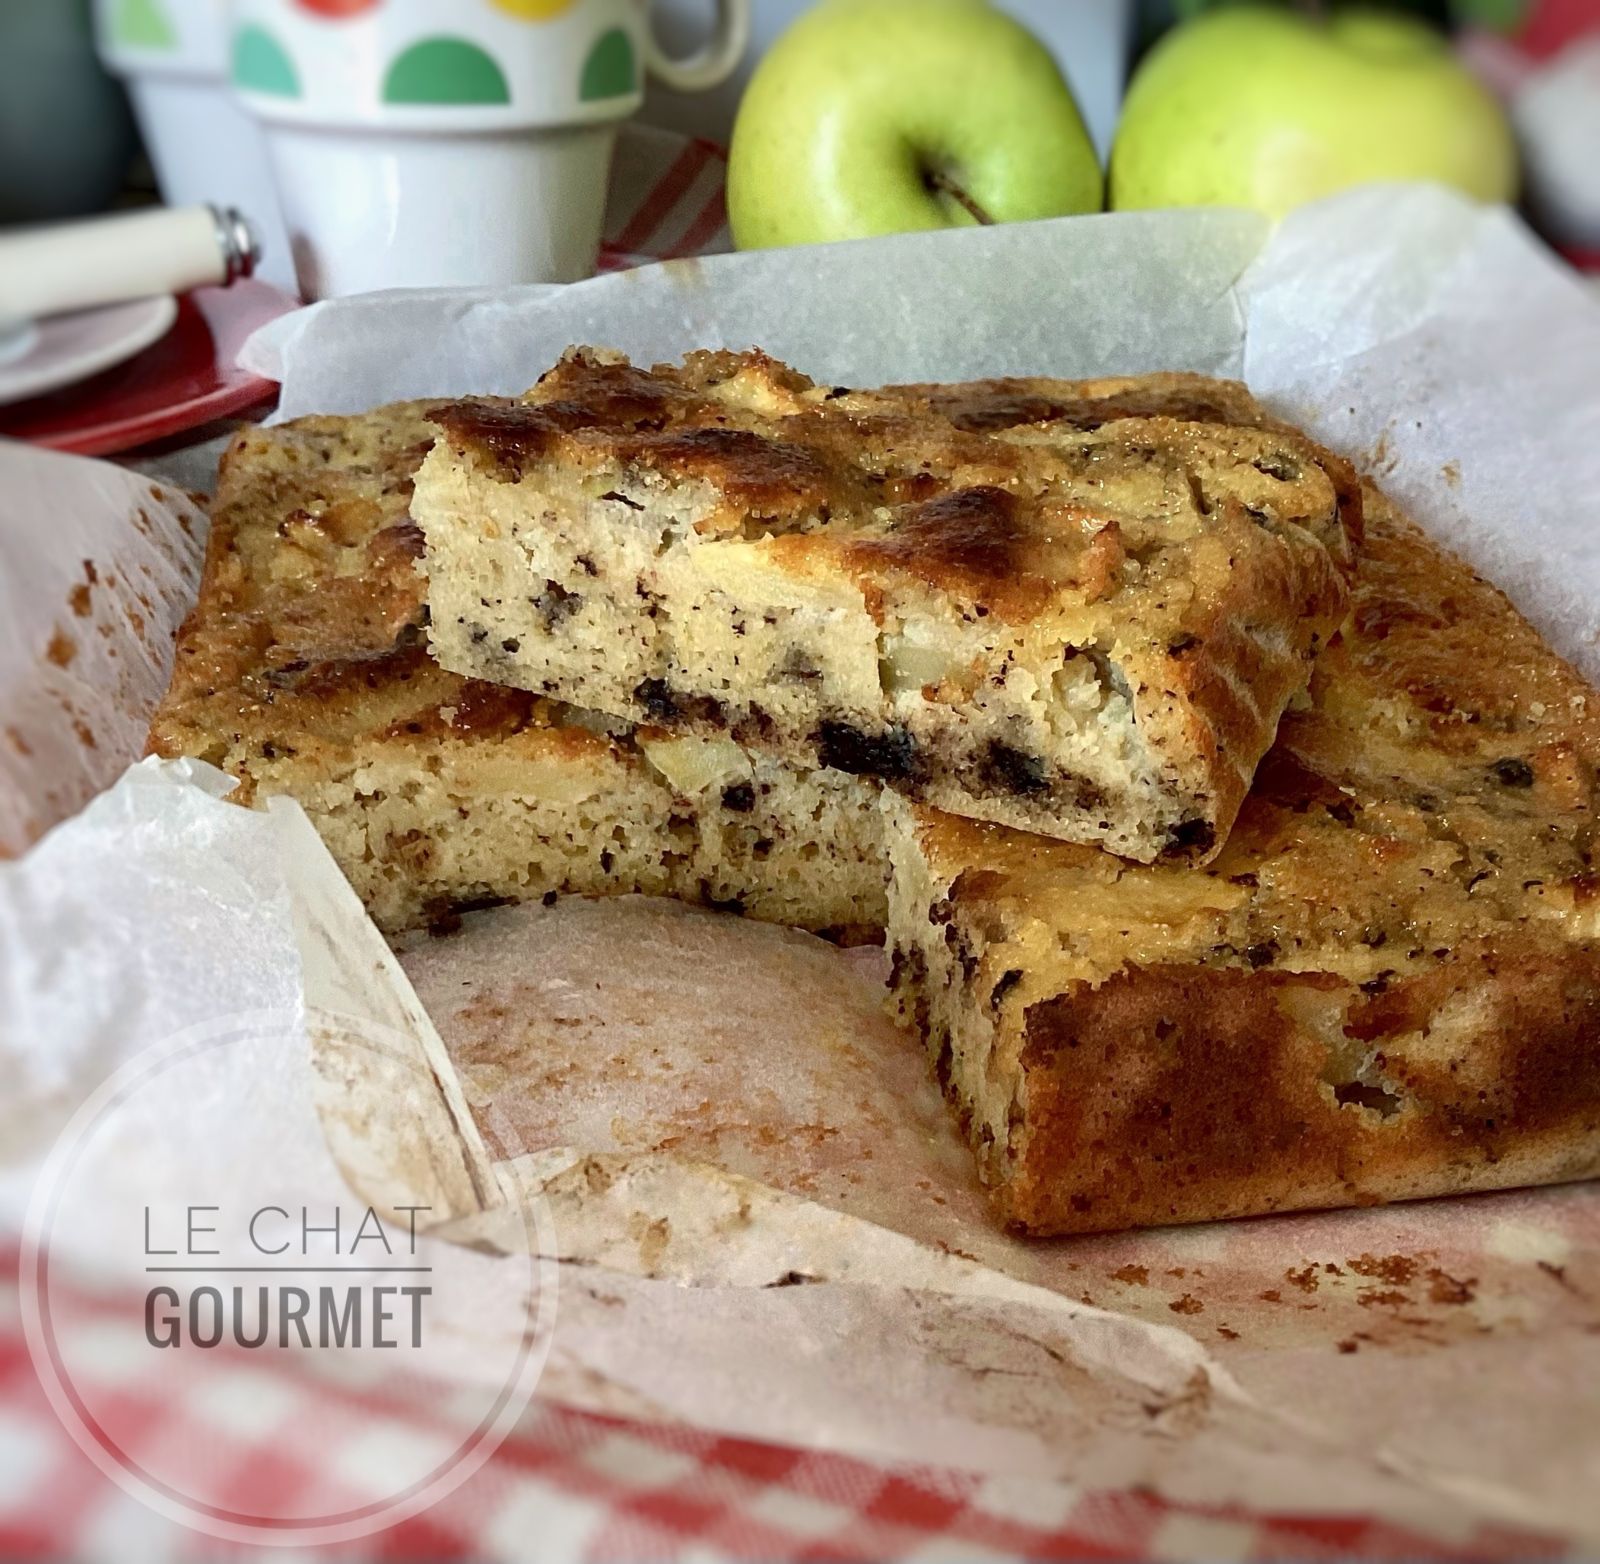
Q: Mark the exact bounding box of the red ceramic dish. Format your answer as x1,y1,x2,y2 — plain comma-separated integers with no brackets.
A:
0,280,297,458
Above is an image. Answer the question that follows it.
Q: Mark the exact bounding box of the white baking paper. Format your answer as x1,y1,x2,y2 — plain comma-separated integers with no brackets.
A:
243,206,1266,412
0,444,205,854
1241,183,1600,682
5,183,1600,1552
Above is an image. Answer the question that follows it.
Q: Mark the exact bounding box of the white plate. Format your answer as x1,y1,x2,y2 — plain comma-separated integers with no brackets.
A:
0,319,38,367
0,295,177,408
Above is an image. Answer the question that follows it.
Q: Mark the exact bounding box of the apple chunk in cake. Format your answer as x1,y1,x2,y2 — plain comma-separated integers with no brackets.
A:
146,402,885,936
416,350,1360,864
886,489,1600,1236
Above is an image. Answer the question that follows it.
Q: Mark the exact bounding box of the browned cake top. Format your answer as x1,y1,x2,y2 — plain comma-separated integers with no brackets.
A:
147,404,605,776
914,486,1600,999
852,370,1282,436
155,355,1359,835
428,349,1362,632
428,350,1364,863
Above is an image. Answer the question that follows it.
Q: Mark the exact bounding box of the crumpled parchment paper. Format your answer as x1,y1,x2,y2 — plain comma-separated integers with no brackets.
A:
5,182,1600,1549
0,448,205,854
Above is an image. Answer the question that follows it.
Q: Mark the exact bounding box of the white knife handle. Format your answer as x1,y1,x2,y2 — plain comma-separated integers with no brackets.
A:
0,205,259,323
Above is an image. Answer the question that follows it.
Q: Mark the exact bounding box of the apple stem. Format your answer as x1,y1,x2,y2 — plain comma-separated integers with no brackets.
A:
926,169,995,227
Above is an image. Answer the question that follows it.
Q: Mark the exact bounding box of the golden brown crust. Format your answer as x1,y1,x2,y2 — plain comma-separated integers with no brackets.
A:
1009,944,1600,1232
147,404,582,775
805,486,1061,620
433,351,1359,571
904,487,1600,1234
862,370,1284,436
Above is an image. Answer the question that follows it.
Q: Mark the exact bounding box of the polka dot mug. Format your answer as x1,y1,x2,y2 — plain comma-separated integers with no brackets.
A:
229,0,750,296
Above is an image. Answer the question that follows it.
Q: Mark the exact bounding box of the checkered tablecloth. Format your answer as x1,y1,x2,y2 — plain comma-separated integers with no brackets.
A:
3,131,1582,1564
1,1250,1565,1563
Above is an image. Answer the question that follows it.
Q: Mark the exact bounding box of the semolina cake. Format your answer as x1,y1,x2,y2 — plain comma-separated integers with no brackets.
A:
415,350,1361,864
886,488,1600,1235
146,403,884,936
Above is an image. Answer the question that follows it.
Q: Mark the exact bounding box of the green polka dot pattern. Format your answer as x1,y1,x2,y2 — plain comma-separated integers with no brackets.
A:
579,27,637,102
383,37,513,106
232,24,302,97
113,0,177,49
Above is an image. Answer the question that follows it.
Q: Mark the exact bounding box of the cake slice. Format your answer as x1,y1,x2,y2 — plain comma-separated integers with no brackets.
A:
415,350,1361,865
147,404,884,936
886,488,1600,1235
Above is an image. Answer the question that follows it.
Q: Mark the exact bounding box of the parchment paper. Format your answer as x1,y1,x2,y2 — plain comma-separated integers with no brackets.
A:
5,182,1600,1549
0,449,205,854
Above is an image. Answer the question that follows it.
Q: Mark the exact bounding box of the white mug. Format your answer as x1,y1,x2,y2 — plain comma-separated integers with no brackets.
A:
229,0,750,298
93,0,297,292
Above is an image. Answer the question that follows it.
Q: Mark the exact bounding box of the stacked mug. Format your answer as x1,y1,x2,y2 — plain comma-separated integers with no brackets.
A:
97,0,749,299
93,0,297,290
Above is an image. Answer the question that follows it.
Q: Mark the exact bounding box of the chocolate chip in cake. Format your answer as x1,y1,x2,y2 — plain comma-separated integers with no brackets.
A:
989,968,1024,1011
1491,756,1535,788
1163,817,1217,857
533,580,582,631
982,741,1050,796
1253,452,1303,482
679,692,728,727
816,720,922,781
634,678,679,719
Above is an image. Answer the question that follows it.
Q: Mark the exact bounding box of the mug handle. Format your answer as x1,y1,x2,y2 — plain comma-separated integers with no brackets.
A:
640,0,750,93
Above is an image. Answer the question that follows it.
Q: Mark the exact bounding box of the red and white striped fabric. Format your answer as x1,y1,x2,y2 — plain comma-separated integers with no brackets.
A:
600,126,735,272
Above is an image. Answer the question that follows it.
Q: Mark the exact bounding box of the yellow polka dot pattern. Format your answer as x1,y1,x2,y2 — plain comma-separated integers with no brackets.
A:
487,0,577,20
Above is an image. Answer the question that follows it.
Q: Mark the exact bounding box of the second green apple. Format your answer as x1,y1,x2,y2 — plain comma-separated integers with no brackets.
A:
728,0,1103,251
1112,6,1518,218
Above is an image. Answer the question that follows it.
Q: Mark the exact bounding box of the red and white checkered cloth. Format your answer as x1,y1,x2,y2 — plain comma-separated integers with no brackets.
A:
0,1251,1566,1563
0,134,1581,1563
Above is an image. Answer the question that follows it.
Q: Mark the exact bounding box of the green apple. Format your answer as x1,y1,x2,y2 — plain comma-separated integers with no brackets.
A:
1111,6,1518,219
728,0,1103,250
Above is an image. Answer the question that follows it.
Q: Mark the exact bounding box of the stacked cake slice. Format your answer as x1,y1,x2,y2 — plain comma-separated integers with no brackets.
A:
147,400,885,937
415,349,1360,864
886,486,1600,1233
